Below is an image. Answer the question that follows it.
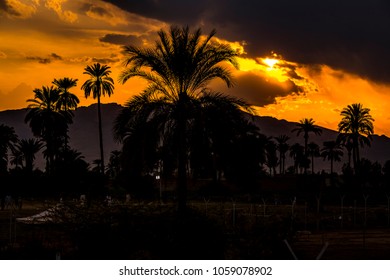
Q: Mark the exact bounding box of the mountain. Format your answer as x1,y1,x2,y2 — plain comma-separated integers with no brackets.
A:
0,103,122,169
1,103,389,172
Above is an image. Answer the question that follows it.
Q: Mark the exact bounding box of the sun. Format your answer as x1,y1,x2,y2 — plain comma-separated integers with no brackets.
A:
263,58,279,69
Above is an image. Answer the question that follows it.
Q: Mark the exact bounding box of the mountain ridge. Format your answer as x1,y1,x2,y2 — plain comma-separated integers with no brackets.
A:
1,103,389,172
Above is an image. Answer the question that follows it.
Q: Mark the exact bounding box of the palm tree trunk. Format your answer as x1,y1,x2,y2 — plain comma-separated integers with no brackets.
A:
311,154,314,174
347,150,351,167
304,134,308,174
352,135,358,173
279,150,282,174
97,94,105,175
64,103,68,153
177,93,188,214
331,158,333,174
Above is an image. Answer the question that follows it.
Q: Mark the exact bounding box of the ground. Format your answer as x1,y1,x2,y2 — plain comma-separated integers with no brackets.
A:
1,198,390,259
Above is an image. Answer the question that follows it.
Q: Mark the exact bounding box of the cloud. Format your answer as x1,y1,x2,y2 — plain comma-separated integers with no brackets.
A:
26,52,63,64
44,0,78,23
99,33,147,46
218,71,303,107
102,0,390,84
0,51,7,59
0,0,38,18
80,1,129,26
256,64,390,136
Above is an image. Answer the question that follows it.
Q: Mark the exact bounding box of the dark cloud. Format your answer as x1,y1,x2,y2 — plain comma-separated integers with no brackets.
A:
50,53,62,60
0,0,21,17
92,57,120,64
215,72,303,107
102,0,390,84
26,53,63,64
100,34,145,46
79,2,110,16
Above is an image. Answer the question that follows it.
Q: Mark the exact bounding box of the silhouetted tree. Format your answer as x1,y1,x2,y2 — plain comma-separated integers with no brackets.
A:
0,124,18,174
338,103,374,172
307,142,320,174
116,26,252,212
81,63,114,175
321,140,343,174
338,133,354,168
14,138,43,173
275,135,289,174
106,150,122,179
265,139,278,176
52,77,79,151
25,86,71,174
289,143,304,174
292,118,322,173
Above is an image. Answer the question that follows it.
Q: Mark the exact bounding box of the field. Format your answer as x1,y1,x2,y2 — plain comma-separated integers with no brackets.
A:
1,196,390,259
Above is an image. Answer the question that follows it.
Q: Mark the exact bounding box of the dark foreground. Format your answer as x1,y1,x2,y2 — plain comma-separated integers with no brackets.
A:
1,199,390,260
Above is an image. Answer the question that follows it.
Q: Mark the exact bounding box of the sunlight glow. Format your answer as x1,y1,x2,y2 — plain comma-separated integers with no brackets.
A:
263,58,279,69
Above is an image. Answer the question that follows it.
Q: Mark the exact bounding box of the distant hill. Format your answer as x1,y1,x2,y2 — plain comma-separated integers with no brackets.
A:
1,103,389,173
0,103,122,169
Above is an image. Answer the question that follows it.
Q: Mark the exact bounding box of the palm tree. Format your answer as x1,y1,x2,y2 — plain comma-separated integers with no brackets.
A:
115,26,252,212
81,63,114,175
52,77,79,151
307,142,320,174
15,138,43,173
106,150,122,179
321,140,344,174
338,103,374,172
10,148,23,170
274,135,289,174
0,124,18,174
25,86,71,174
292,118,322,173
265,139,278,176
289,143,304,174
337,133,354,168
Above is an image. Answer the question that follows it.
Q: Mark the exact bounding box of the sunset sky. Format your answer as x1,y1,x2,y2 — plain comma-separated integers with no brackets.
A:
1,0,390,136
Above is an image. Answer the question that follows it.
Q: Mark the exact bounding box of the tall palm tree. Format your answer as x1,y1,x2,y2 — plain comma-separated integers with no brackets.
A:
0,124,18,174
81,63,114,175
52,77,79,151
292,118,322,173
338,103,374,172
25,86,71,174
307,142,320,174
115,26,252,212
321,140,344,174
274,135,289,174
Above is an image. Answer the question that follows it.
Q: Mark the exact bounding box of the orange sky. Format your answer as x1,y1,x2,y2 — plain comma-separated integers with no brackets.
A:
1,0,389,137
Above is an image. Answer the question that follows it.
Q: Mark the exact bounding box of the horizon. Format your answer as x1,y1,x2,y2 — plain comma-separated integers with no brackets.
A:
1,102,389,139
